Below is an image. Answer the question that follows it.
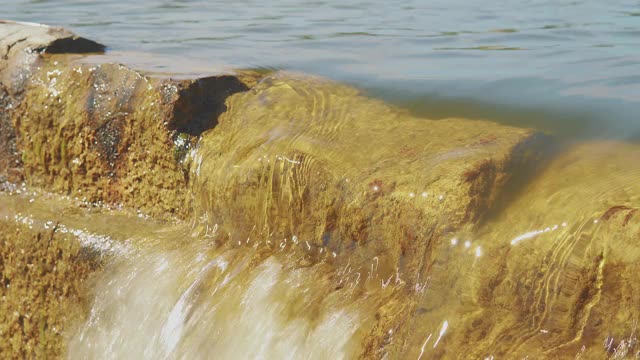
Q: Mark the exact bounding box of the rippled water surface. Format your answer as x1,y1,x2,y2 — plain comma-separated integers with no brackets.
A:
5,0,640,138
3,2,640,359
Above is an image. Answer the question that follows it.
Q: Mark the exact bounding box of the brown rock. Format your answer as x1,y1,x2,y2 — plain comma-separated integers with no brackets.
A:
188,71,552,357
0,21,257,219
10,21,627,359
0,220,99,359
407,142,640,359
0,20,104,185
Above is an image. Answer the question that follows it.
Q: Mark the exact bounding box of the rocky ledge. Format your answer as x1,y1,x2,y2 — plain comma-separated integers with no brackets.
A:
1,21,640,359
0,20,261,219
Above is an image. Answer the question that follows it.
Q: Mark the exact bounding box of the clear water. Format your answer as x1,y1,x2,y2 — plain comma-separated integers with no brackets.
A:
4,0,640,138
3,2,640,358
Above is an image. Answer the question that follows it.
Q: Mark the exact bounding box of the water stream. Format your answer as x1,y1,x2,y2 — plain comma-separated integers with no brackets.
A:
3,1,640,358
0,188,406,359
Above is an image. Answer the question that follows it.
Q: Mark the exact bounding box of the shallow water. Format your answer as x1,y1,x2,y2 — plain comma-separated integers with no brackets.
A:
0,189,401,359
5,0,640,138
3,137,640,358
3,2,640,359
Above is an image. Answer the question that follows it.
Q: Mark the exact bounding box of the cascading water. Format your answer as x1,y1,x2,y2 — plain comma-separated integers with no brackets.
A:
63,223,402,359
2,31,640,357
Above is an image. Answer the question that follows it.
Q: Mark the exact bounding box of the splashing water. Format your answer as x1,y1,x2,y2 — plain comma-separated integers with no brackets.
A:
68,238,372,359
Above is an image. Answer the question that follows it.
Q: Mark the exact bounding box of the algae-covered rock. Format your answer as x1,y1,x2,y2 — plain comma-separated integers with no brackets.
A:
0,85,21,183
10,20,640,360
0,20,103,186
404,142,640,359
13,59,245,218
188,71,552,357
0,21,104,184
0,21,258,219
192,71,549,271
0,220,99,359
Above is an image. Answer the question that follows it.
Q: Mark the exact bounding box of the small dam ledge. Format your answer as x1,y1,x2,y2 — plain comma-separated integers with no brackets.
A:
1,21,639,359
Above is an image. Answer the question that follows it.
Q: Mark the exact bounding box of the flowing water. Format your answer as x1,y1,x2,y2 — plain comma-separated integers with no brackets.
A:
3,1,640,359
0,188,404,359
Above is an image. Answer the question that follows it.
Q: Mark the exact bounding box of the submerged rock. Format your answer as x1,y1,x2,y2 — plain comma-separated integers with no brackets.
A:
411,142,640,359
193,71,549,259
4,21,640,360
190,72,552,357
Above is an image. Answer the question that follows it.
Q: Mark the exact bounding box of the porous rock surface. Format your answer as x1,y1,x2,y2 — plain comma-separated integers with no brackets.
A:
190,72,553,358
0,21,256,219
0,220,98,358
3,21,640,360
409,142,640,359
1,20,103,184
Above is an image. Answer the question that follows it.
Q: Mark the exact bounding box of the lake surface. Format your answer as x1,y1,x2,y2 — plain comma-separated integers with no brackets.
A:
5,0,639,139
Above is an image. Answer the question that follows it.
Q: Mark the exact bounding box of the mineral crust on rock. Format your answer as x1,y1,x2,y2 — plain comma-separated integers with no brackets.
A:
5,20,640,360
409,142,640,359
189,72,553,357
0,21,258,219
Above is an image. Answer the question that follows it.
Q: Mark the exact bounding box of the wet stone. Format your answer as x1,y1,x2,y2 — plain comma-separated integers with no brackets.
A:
0,21,104,183
6,20,640,360
0,220,99,359
408,142,640,359
189,72,553,357
0,21,258,220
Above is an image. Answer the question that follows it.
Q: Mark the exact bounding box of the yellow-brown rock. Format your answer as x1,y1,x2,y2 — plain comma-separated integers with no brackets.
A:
0,22,257,219
0,20,104,184
189,72,553,357
0,220,99,359
193,71,548,268
404,142,640,359
9,20,640,360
